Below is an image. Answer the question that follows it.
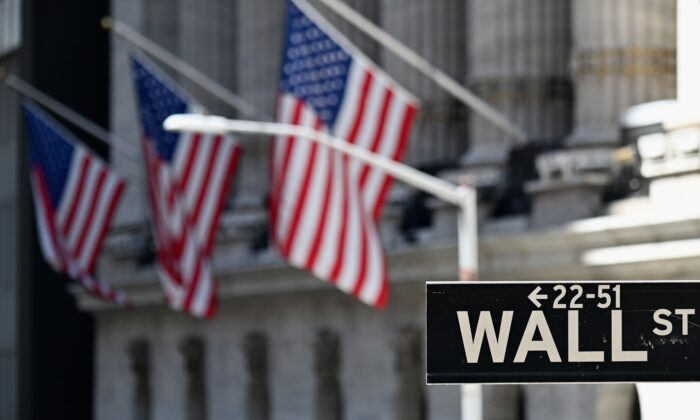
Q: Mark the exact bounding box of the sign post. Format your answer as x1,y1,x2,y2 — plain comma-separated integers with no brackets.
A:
427,280,700,384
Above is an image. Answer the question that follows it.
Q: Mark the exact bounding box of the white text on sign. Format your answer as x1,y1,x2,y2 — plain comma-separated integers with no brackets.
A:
457,284,695,364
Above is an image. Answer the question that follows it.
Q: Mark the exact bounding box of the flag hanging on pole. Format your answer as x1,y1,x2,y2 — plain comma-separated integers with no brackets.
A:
272,0,419,308
130,56,242,318
24,102,129,305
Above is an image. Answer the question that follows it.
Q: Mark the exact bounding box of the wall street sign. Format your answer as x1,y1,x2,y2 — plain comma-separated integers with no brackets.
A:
426,281,700,384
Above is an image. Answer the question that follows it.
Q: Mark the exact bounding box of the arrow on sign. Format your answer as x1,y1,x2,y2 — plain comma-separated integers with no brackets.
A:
528,286,548,308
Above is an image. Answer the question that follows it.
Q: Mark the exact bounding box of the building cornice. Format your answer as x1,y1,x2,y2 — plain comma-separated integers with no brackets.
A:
75,209,700,312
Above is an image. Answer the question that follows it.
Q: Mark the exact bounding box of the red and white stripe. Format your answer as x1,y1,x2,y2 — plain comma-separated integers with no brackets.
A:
271,59,418,308
30,147,129,305
143,132,241,318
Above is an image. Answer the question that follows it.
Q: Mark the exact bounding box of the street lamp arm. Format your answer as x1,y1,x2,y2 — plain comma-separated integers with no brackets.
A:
164,114,464,206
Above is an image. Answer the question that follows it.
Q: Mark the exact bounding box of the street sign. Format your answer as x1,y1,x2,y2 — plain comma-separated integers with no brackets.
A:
426,281,700,384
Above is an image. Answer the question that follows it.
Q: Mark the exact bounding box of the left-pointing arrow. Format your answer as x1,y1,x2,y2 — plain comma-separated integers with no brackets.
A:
528,286,548,308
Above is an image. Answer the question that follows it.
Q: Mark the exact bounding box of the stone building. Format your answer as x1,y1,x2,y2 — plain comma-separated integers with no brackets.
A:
70,0,699,419
1,1,114,420
0,1,22,418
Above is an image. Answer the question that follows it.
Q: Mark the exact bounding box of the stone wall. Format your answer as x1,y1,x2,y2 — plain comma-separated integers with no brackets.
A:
464,0,572,178
93,283,460,420
568,0,676,147
0,54,21,420
233,0,285,206
381,0,468,169
110,0,149,226
100,1,677,419
527,0,677,227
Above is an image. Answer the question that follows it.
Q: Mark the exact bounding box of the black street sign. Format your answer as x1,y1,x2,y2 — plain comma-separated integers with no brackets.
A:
426,281,700,384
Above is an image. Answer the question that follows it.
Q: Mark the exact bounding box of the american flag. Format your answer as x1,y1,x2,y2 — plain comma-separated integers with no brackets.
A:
272,0,419,308
130,56,241,318
24,102,129,304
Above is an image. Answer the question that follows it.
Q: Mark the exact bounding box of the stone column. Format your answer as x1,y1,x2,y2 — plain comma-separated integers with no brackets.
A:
180,336,207,420
381,0,468,169
234,0,285,208
433,0,571,235
378,0,467,244
482,385,522,420
314,330,342,420
244,333,270,420
463,0,572,184
392,326,425,420
177,0,244,222
179,0,237,115
309,0,380,62
524,384,597,420
128,339,151,420
143,0,180,54
527,0,677,227
110,0,182,227
568,0,676,148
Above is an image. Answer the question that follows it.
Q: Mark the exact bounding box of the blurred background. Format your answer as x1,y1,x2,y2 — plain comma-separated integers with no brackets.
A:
1,0,698,419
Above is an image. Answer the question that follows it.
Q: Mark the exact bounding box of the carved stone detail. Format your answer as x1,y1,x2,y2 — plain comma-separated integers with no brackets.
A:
572,48,676,78
568,0,676,147
637,127,700,179
314,330,342,420
244,333,269,420
180,336,207,420
534,149,617,183
392,326,425,420
128,339,151,420
483,385,523,420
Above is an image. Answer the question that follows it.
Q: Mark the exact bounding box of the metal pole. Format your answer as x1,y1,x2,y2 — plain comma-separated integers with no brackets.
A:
101,17,271,122
457,180,478,281
457,178,482,420
1,71,141,161
310,0,528,145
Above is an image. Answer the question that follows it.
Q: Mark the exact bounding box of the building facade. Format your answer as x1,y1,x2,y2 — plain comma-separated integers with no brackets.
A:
0,0,23,417
1,1,112,419
76,0,696,419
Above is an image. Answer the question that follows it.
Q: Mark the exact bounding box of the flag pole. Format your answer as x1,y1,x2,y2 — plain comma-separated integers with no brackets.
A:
313,0,528,145
101,17,271,122
0,71,141,161
163,113,478,281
